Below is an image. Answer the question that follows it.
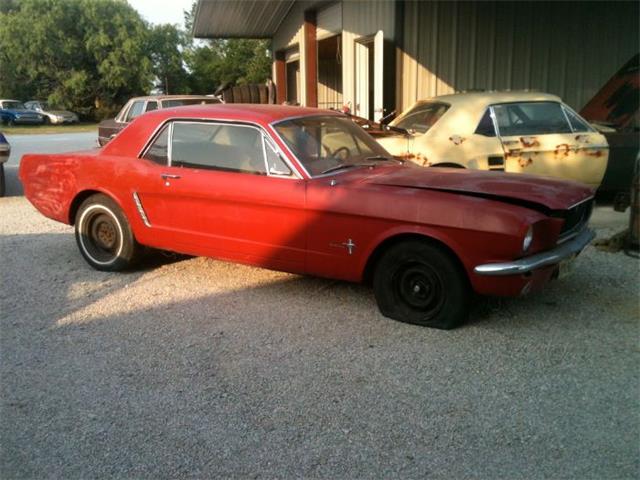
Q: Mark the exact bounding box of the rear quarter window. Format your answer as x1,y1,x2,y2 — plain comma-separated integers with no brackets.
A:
492,102,572,136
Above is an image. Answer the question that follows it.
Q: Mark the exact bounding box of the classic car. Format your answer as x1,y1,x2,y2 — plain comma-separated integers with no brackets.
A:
20,105,595,329
97,95,221,146
580,54,639,209
0,131,9,197
24,100,79,124
374,91,609,189
0,99,45,125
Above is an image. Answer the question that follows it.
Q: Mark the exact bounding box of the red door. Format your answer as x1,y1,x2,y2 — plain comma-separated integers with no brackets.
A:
137,166,307,274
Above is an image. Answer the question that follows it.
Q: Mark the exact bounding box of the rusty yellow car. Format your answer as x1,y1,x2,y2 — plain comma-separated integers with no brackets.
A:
376,92,609,188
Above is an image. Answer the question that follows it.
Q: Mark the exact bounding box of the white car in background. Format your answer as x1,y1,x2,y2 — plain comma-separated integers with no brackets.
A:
24,101,79,124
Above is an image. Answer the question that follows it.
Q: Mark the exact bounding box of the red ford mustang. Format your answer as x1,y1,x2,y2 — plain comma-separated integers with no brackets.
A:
19,105,595,329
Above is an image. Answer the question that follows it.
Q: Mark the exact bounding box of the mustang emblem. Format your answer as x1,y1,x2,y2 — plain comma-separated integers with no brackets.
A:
330,238,356,255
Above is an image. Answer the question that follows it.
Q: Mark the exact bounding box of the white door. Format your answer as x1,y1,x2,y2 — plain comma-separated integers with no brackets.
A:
354,39,371,119
373,30,384,123
354,31,384,122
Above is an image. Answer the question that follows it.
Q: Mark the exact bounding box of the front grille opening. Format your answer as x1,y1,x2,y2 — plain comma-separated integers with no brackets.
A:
558,200,593,242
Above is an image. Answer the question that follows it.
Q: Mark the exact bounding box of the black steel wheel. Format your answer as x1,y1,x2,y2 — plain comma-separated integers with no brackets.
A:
373,239,470,329
75,194,141,271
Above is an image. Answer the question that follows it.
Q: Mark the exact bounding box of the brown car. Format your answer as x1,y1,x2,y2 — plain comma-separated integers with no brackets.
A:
97,95,221,146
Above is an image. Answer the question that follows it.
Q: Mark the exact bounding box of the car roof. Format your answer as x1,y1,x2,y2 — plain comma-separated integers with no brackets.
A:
419,91,562,108
102,104,343,157
0,99,21,103
128,95,219,101
140,103,340,124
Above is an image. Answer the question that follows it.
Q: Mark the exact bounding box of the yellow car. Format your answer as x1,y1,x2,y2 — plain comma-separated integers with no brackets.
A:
376,92,609,188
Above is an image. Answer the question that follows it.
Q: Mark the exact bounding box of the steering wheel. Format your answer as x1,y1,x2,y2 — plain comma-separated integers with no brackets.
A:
332,146,351,160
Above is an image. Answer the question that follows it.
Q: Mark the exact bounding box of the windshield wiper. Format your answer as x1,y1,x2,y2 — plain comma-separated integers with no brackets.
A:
384,125,412,135
364,155,394,162
320,164,362,175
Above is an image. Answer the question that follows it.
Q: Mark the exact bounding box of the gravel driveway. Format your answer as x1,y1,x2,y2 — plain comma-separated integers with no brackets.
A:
1,197,638,479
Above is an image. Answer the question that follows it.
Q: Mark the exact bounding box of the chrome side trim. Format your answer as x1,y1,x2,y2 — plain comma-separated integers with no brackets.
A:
474,228,595,276
566,195,594,211
132,192,151,227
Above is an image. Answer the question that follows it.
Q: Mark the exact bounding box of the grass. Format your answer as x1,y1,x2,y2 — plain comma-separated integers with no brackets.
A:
1,122,98,135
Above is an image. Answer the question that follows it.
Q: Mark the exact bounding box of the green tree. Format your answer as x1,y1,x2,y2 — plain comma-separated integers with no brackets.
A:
148,24,190,94
0,0,153,119
182,2,272,93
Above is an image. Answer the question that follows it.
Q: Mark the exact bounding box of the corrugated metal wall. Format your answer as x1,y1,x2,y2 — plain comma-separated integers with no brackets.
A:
398,1,640,111
341,0,395,110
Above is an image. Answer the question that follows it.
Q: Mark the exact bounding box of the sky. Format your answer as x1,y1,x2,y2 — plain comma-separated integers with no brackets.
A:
127,0,195,28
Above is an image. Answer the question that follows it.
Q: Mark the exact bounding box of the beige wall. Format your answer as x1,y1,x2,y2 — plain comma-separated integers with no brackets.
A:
270,0,639,111
341,0,396,110
397,1,640,111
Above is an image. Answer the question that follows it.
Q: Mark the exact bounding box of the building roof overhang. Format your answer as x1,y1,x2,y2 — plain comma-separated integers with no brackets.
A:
192,0,297,39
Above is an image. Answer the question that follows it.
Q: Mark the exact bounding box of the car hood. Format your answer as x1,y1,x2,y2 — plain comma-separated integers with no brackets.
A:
580,54,639,130
47,110,75,116
360,165,594,212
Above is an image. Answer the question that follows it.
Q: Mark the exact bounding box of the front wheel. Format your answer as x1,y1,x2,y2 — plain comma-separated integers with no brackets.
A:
373,240,470,329
75,194,141,271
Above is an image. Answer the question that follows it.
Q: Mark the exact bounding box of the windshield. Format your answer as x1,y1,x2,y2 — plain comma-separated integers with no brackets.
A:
393,102,449,134
2,101,25,110
162,98,220,108
39,102,50,110
274,115,393,176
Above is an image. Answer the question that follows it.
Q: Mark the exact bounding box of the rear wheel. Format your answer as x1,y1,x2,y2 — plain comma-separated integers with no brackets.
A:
373,240,470,329
74,194,141,271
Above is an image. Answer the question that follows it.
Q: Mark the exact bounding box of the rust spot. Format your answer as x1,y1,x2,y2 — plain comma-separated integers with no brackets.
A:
575,134,590,143
399,151,430,166
585,149,603,157
519,136,540,148
449,135,465,146
518,157,533,168
554,144,572,156
505,149,522,158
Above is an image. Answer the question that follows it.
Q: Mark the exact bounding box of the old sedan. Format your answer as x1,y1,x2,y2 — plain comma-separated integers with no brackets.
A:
98,95,220,146
20,105,595,329
376,92,609,189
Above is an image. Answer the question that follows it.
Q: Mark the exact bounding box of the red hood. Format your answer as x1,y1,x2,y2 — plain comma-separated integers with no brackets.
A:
360,165,594,211
580,54,639,130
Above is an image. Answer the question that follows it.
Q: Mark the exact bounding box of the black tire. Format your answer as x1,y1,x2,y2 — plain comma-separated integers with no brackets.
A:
373,240,470,329
42,116,50,125
7,119,15,126
0,164,5,197
74,194,141,271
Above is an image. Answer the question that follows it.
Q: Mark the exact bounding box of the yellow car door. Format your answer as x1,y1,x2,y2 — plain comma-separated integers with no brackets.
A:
492,101,608,188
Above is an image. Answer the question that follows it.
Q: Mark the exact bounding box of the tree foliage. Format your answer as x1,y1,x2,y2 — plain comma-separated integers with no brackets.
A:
0,0,273,119
0,0,153,118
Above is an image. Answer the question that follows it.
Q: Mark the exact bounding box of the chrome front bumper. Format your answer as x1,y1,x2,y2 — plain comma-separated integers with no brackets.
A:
474,229,595,276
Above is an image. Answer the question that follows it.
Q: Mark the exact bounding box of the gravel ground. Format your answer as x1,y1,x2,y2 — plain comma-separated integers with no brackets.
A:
1,197,638,479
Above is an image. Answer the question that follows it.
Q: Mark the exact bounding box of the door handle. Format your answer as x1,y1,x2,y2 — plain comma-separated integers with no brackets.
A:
161,174,181,180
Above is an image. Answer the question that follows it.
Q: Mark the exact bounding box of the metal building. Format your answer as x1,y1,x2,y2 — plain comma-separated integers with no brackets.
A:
192,0,639,121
